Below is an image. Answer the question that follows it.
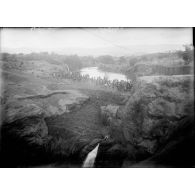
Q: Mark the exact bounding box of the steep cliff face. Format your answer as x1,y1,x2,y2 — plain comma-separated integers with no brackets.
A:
1,116,50,167
129,116,195,167
108,75,194,156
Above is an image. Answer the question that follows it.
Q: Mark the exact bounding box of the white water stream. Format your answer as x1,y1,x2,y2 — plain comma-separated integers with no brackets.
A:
82,143,100,168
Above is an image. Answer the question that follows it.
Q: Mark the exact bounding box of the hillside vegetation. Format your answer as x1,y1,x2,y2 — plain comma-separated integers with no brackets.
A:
98,45,194,79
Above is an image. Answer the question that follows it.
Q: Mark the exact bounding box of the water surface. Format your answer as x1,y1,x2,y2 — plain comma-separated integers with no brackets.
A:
80,67,129,82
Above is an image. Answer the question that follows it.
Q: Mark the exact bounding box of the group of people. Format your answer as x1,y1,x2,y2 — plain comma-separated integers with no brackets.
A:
52,71,133,92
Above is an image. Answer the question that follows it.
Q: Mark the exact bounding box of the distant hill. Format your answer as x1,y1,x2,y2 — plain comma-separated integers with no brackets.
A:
2,44,184,56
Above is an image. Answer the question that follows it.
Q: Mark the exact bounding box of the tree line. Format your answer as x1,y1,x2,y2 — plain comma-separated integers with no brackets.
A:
1,44,193,73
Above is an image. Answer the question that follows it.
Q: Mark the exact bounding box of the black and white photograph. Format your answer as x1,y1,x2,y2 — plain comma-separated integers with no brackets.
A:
1,0,195,194
0,27,194,168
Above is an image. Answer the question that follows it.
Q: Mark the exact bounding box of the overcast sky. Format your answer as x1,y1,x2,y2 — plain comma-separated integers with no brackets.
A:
1,28,193,56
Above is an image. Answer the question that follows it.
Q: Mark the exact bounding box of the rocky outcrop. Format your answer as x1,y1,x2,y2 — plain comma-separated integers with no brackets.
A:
105,75,194,156
1,89,89,167
1,116,50,167
129,116,195,167
3,89,89,124
80,138,102,160
2,116,49,146
95,139,127,168
4,102,44,124
100,105,120,125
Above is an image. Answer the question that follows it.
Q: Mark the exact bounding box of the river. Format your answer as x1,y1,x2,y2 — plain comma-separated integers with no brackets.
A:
80,67,129,82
